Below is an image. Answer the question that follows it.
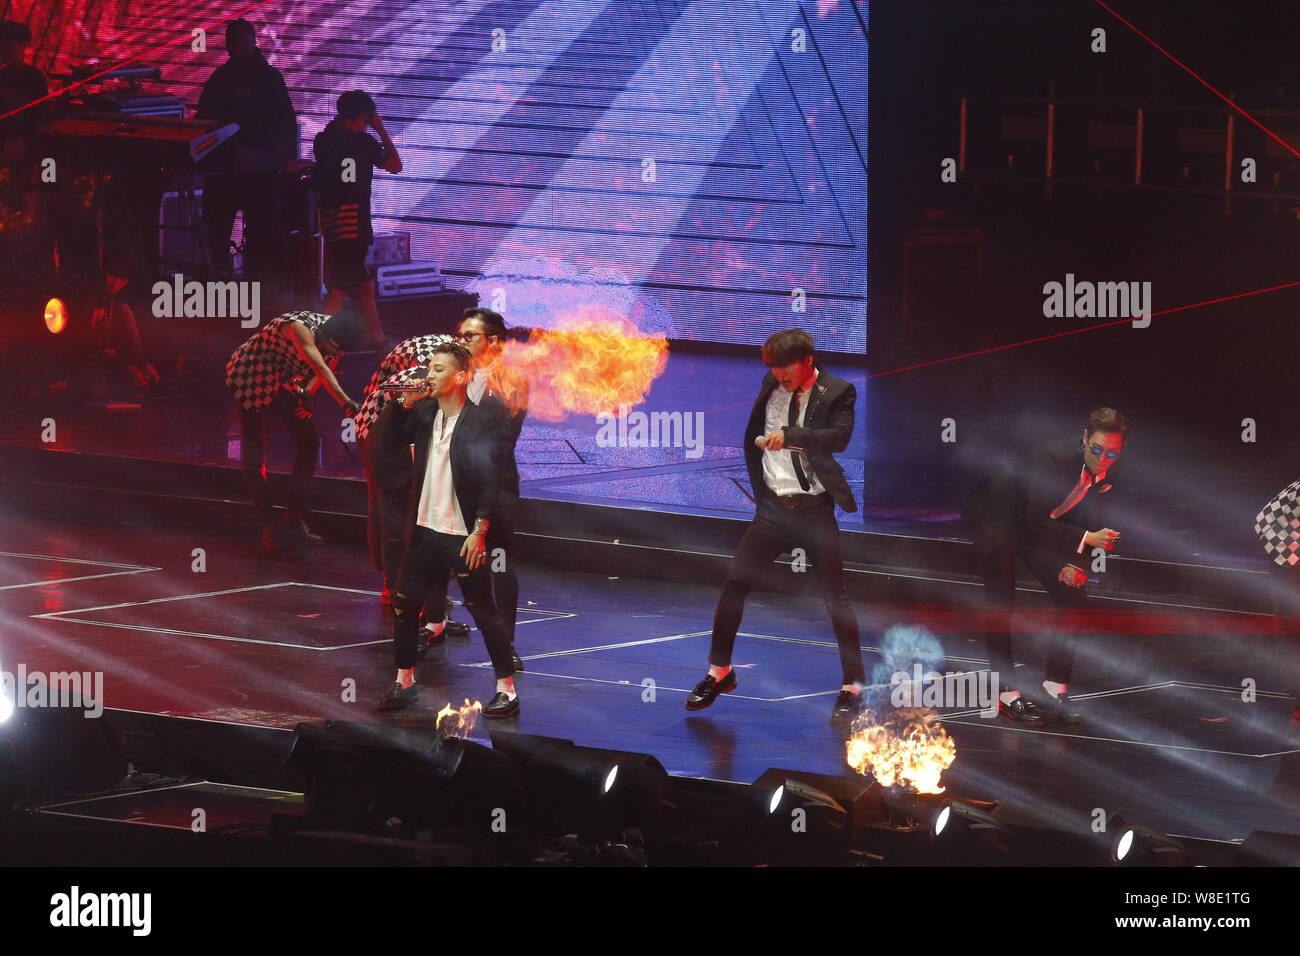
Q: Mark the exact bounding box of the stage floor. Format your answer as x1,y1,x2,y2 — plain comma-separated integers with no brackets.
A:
2,507,1297,845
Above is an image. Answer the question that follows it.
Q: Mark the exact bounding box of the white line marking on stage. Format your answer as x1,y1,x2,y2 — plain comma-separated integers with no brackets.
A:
0,551,161,591
0,551,157,570
32,581,575,651
38,781,206,808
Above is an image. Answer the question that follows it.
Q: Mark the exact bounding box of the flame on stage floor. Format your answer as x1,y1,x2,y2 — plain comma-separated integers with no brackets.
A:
490,306,669,422
844,708,957,794
436,699,483,739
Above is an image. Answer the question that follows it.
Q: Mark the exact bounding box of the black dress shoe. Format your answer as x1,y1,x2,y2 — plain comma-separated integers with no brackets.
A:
830,690,866,723
484,691,519,719
684,670,737,711
511,648,525,672
998,696,1046,724
414,627,446,661
444,619,470,637
376,682,418,711
1035,693,1083,725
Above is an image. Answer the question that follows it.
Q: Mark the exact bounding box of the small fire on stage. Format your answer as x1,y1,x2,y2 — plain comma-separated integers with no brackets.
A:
435,699,483,740
844,708,957,795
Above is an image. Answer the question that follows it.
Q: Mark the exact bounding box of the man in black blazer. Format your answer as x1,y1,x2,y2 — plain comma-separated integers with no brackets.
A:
374,342,520,718
961,407,1127,724
685,329,866,723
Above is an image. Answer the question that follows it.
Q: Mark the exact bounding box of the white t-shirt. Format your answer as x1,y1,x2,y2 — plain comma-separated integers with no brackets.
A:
416,409,468,535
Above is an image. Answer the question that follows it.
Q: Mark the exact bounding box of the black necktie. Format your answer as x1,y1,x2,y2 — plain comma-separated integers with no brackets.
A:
786,389,811,491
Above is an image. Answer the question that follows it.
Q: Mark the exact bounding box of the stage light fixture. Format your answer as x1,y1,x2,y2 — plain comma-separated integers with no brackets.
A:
1105,816,1201,867
488,731,667,838
285,720,523,830
43,298,68,335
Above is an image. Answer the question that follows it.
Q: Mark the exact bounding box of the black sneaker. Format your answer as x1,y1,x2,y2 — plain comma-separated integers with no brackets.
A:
684,670,737,711
376,682,418,711
830,690,866,723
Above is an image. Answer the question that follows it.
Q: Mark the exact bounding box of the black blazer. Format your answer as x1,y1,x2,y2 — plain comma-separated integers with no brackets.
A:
474,386,525,500
378,397,504,537
961,437,1121,559
744,367,858,512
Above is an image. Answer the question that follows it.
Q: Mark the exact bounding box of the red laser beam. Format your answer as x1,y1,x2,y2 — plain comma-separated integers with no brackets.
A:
0,0,285,124
868,277,1300,379
1091,0,1300,160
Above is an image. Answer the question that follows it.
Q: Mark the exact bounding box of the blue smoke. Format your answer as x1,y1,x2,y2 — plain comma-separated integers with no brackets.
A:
865,625,946,711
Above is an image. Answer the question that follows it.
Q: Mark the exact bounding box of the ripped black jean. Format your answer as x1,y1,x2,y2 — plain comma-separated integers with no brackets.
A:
392,525,515,677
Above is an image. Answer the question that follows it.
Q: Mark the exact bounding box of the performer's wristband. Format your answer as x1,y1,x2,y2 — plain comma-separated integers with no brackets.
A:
472,519,490,535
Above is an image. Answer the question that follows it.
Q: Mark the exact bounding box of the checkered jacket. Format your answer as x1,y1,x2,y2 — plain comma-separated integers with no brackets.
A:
353,334,455,440
225,311,332,412
1256,479,1300,568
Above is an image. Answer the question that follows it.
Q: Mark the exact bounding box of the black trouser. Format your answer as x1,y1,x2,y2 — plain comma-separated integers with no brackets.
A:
1268,563,1300,700
489,493,520,637
360,435,443,620
393,526,515,677
205,170,285,284
238,390,319,529
710,495,864,685
978,543,1088,689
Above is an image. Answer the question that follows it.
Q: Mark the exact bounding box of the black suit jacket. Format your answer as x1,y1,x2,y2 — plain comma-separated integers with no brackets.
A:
744,367,858,512
961,437,1121,560
378,397,504,538
474,385,526,500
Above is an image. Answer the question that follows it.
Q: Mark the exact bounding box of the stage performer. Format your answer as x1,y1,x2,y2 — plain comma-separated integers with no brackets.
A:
684,328,866,724
354,332,469,636
375,342,520,717
316,89,402,347
961,407,1127,725
457,308,528,649
1254,479,1300,720
225,309,363,550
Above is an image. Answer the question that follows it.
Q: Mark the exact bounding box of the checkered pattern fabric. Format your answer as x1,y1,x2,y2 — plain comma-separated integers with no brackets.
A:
353,334,455,440
225,311,331,412
1256,479,1300,567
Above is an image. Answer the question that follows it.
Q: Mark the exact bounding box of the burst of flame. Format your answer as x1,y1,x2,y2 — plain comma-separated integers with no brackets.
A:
490,306,669,422
435,698,483,739
844,708,956,794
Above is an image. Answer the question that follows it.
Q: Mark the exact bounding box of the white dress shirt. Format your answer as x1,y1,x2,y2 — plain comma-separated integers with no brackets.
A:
761,370,826,497
416,408,468,535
